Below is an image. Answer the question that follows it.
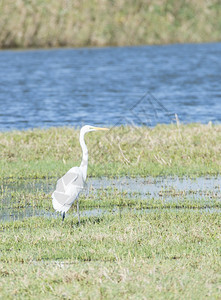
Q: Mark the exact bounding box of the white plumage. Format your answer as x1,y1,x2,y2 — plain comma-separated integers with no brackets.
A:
52,125,109,223
52,166,84,213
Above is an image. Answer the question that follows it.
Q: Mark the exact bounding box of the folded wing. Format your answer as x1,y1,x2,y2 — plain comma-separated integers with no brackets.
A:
52,167,84,213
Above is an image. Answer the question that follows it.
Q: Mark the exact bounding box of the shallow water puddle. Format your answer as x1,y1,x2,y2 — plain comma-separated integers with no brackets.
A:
0,176,221,222
87,176,221,199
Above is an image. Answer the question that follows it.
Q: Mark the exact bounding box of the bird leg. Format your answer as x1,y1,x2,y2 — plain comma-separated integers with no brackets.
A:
62,212,65,221
77,199,80,225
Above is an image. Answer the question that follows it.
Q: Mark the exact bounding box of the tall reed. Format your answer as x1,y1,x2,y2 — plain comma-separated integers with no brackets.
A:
0,0,221,48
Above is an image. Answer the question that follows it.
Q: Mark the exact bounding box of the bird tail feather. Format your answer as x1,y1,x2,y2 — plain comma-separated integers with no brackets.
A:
52,193,70,213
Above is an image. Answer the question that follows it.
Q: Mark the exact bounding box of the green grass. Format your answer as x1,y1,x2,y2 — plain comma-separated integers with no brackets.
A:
1,124,221,179
0,0,221,48
1,124,220,298
0,211,220,299
1,183,221,211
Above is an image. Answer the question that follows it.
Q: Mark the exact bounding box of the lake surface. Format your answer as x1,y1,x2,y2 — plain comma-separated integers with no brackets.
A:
0,42,221,130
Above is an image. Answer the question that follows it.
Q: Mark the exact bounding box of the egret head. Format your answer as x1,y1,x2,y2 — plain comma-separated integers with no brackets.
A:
81,125,109,134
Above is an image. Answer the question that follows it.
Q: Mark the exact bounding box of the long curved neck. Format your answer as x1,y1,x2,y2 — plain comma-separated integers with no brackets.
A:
79,130,88,180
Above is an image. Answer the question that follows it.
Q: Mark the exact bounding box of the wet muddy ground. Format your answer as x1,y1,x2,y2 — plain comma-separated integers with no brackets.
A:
1,176,220,222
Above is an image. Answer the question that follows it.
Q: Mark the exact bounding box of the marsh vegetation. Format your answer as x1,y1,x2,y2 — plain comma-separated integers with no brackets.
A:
0,211,220,298
0,125,220,298
0,0,221,48
1,124,221,179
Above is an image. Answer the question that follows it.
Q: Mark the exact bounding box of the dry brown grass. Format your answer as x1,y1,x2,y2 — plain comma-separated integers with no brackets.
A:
0,0,221,48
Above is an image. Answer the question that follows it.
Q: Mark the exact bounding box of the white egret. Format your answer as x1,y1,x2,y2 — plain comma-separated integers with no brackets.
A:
52,125,109,224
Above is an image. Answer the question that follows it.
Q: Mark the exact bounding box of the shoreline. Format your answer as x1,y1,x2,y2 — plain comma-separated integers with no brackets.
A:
0,40,220,52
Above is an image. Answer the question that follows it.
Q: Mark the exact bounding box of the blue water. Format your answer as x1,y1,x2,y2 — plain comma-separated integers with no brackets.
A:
0,43,220,130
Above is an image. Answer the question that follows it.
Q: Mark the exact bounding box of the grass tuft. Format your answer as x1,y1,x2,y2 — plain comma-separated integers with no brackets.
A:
0,124,221,179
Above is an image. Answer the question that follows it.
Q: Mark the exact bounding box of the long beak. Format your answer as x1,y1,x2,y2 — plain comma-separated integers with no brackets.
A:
93,127,109,131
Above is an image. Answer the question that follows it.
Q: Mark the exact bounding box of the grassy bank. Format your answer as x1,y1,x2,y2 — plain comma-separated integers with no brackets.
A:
0,0,221,48
0,211,220,299
1,124,220,298
0,124,221,179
